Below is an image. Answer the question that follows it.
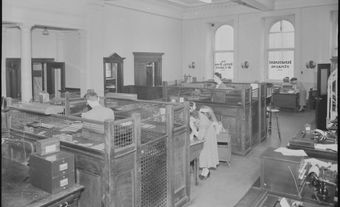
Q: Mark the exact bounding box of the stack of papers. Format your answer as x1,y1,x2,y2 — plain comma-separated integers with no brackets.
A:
274,147,307,156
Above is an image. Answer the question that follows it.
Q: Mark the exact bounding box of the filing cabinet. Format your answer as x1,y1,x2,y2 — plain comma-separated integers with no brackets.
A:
29,151,75,194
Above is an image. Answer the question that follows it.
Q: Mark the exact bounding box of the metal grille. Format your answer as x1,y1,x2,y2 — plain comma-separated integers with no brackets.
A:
140,138,168,207
114,120,135,149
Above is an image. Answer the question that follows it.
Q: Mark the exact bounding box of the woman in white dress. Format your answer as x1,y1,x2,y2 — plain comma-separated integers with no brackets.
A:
197,106,219,179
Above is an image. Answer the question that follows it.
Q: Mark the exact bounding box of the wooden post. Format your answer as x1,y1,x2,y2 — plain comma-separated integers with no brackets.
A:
162,81,168,102
166,104,174,207
64,92,70,116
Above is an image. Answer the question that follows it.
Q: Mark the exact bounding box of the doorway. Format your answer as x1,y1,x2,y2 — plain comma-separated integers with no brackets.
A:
6,58,21,99
46,62,65,98
133,52,163,86
31,58,54,101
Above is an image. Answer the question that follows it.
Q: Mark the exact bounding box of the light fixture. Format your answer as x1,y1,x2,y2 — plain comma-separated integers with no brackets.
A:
199,0,212,3
42,27,49,36
241,61,249,69
306,60,316,69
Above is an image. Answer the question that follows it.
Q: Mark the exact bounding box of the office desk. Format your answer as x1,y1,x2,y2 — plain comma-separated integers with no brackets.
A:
2,158,84,207
287,130,338,161
272,92,299,111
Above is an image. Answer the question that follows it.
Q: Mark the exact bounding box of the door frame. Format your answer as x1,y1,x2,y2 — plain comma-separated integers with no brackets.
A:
6,58,21,99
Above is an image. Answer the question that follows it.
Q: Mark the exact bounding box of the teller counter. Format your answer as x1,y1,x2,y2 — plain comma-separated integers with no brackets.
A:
161,82,268,156
2,99,190,207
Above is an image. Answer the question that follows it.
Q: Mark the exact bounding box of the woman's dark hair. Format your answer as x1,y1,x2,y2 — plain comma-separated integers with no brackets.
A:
214,72,222,79
290,77,297,81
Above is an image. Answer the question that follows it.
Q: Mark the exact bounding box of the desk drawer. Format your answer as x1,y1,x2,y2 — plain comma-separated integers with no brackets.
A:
49,189,82,207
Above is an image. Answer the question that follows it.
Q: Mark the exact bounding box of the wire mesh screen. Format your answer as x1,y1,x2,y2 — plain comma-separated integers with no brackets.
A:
113,120,135,149
139,138,168,207
9,110,53,131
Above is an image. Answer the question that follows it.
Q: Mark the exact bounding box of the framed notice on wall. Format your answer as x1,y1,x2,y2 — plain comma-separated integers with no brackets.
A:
214,52,233,79
268,51,294,80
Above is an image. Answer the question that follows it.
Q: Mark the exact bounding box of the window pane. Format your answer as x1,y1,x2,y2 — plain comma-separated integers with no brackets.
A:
215,25,233,50
269,33,282,48
282,20,294,32
282,32,294,48
268,51,294,80
214,52,233,79
270,21,281,33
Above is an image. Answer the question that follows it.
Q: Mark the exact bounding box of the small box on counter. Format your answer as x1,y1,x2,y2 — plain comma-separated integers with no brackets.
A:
29,151,75,194
35,137,60,156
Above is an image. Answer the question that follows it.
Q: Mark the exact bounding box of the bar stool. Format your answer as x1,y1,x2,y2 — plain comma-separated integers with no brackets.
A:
267,105,281,145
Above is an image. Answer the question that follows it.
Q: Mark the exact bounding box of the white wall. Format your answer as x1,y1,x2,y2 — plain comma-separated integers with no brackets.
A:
182,3,338,90
103,5,183,86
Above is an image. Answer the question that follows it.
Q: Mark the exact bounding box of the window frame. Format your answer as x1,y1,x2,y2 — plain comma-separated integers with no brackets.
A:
213,24,235,80
264,16,296,82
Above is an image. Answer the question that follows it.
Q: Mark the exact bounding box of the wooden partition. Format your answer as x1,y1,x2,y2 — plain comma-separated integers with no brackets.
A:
162,84,253,156
104,97,191,206
121,85,163,100
4,99,190,207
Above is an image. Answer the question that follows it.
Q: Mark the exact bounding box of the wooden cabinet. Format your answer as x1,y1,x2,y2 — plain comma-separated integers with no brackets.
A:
103,53,125,93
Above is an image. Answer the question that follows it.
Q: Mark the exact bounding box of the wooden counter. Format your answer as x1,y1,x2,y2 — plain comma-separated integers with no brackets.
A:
287,130,338,161
272,92,299,111
3,99,190,207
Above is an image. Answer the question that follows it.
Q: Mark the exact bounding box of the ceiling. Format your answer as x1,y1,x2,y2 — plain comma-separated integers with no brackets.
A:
159,0,233,8
151,0,275,10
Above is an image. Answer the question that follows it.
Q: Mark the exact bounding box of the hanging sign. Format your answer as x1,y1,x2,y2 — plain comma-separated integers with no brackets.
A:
269,60,293,71
214,60,233,70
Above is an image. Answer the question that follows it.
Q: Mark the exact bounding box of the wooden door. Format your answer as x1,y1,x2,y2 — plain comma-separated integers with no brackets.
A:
133,52,163,86
46,62,65,98
6,58,21,99
315,63,330,130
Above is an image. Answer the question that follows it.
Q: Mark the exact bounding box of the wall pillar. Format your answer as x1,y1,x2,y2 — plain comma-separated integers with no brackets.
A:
20,23,33,102
2,28,8,97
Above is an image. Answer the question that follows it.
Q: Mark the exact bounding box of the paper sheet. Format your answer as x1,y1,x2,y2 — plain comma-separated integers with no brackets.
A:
314,144,338,152
60,123,83,132
91,143,105,150
274,147,307,156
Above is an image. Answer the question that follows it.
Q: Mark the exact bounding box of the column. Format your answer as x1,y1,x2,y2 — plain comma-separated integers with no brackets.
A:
20,23,33,102
2,28,7,96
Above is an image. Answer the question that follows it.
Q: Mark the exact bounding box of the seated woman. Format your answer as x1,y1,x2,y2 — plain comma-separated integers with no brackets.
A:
81,90,115,122
214,72,228,89
197,106,219,179
290,77,307,112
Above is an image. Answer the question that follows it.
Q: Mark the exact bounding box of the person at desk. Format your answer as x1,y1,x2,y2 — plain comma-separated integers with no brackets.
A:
290,77,307,112
214,72,228,89
197,106,219,180
81,90,115,122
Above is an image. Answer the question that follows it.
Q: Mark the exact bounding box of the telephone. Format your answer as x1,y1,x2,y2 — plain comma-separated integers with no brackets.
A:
311,129,327,143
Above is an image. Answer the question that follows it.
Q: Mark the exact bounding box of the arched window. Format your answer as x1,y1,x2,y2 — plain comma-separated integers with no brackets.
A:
214,25,234,80
267,20,295,80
